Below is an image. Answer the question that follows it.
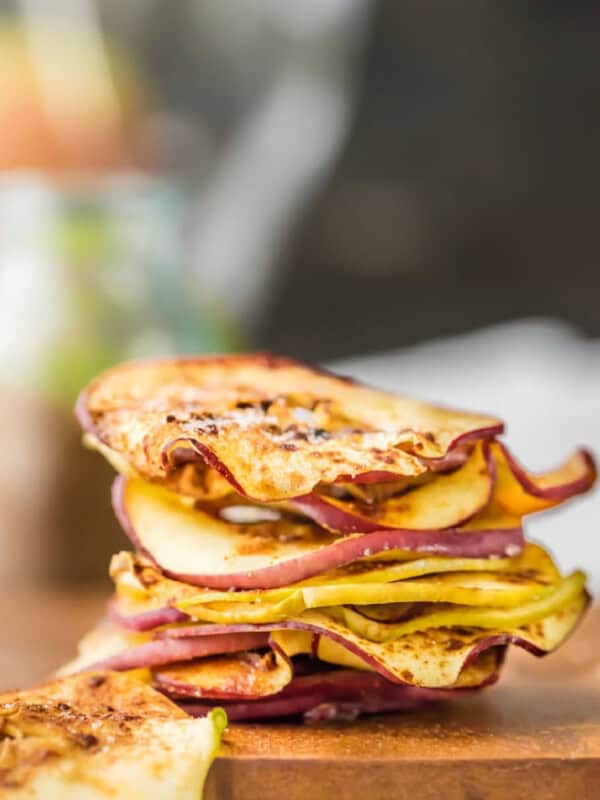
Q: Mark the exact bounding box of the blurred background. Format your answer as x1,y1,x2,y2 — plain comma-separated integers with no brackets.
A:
0,0,598,595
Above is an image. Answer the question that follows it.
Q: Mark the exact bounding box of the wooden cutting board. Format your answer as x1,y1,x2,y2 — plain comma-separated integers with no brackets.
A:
205,685,600,800
3,589,600,799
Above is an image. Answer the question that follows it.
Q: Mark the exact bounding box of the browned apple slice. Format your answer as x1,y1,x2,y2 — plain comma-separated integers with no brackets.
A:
153,646,293,700
491,442,596,515
0,672,225,798
76,354,503,501
292,440,493,533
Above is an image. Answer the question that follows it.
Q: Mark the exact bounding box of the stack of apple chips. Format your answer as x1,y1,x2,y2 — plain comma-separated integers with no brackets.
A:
62,356,595,722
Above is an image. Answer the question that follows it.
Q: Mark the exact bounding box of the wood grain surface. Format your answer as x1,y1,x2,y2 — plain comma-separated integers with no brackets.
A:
3,587,600,799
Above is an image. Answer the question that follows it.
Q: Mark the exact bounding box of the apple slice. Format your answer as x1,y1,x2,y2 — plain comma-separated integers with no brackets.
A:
0,672,225,799
331,570,586,641
153,646,293,700
113,476,523,589
492,442,596,515
292,440,493,533
77,353,503,501
61,621,270,673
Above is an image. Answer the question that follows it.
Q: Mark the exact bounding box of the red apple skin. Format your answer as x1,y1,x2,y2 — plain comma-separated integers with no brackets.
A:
108,599,189,631
85,630,270,672
497,443,596,500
